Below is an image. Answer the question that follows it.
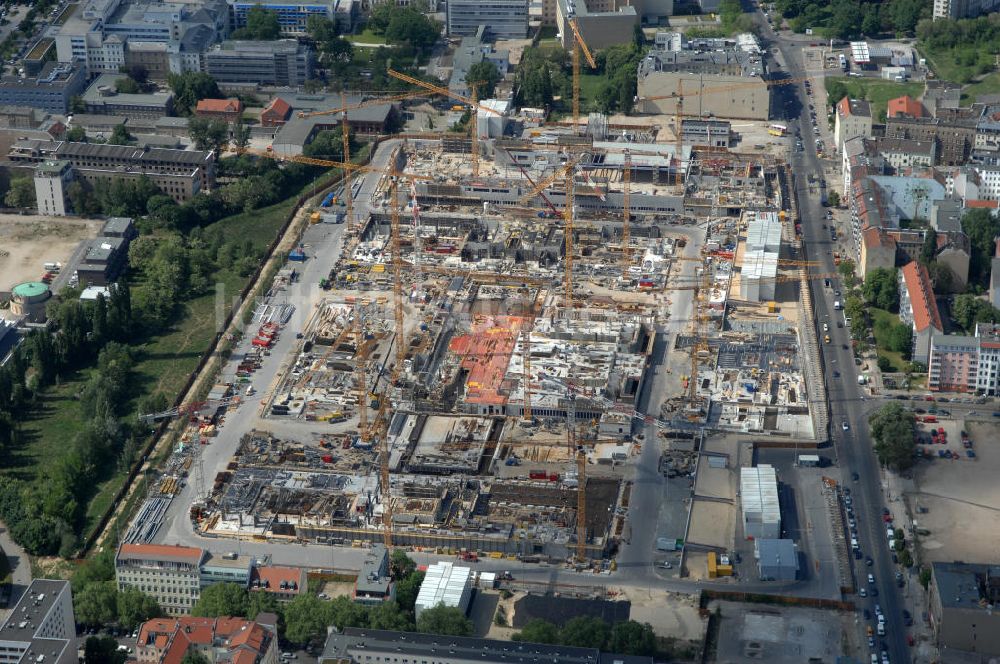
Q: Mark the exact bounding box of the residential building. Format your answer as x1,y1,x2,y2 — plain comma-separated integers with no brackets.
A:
449,30,510,100
354,544,394,606
899,261,944,365
924,81,962,117
929,561,1000,656
928,333,979,392
929,199,971,290
261,97,292,127
976,323,1000,394
0,62,87,115
199,552,254,589
887,95,924,119
933,0,1000,19
555,0,637,51
859,227,897,279
34,160,73,216
249,565,307,603
320,628,655,664
636,33,769,120
414,562,472,618
447,0,528,39
134,616,278,664
195,98,244,123
228,0,334,36
885,111,980,165
754,539,798,581
680,119,732,148
0,580,76,664
204,40,315,87
740,465,780,540
875,137,936,170
834,98,873,154
82,73,175,118
116,543,206,615
9,139,217,198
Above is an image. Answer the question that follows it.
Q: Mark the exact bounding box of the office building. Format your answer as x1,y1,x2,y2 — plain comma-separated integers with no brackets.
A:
447,0,528,39
933,0,1000,19
34,160,73,216
0,579,76,664
930,561,1000,656
228,0,334,35
555,0,637,51
834,98,873,154
116,543,206,615
134,616,278,663
636,33,769,120
680,119,732,148
82,73,175,118
320,628,654,664
740,465,779,540
0,62,87,115
204,40,314,87
198,552,254,589
354,544,394,606
899,261,944,365
414,562,472,618
754,539,799,581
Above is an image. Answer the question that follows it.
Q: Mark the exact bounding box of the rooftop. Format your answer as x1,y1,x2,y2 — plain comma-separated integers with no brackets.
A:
900,261,944,333
81,73,174,106
11,281,50,298
887,95,924,119
0,579,69,644
932,561,1000,610
118,542,204,564
196,98,243,114
755,538,799,570
837,97,871,119
249,565,306,594
415,561,471,610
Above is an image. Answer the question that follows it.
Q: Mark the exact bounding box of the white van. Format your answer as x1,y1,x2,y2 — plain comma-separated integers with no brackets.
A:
877,623,885,636
851,537,859,550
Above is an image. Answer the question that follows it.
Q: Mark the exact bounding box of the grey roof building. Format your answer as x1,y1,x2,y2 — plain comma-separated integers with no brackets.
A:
319,628,654,664
446,0,528,39
82,73,175,118
449,29,509,100
930,561,1000,656
0,579,77,664
354,544,394,605
204,40,314,87
0,62,87,114
754,538,799,581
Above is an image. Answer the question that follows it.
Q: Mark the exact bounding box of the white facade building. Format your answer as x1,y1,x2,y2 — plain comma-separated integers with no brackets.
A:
414,562,472,618
34,160,73,216
740,465,780,540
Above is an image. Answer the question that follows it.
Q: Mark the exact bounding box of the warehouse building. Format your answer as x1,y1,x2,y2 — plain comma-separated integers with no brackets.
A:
637,33,769,120
414,561,472,618
0,580,76,664
740,465,780,540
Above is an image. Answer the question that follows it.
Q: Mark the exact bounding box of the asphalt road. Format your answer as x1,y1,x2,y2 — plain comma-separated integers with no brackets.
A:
756,10,911,662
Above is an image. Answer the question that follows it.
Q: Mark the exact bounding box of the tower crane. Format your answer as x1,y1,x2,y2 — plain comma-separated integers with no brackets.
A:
621,149,631,279
566,19,597,131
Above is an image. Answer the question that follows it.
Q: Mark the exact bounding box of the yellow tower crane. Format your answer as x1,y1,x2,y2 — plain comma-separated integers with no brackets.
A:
567,19,597,131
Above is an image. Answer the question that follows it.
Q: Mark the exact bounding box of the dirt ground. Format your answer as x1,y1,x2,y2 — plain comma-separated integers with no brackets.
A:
0,214,102,292
319,580,357,599
908,420,1000,563
621,587,706,643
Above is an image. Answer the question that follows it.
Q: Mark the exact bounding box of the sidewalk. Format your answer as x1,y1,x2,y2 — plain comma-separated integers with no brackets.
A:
0,521,31,620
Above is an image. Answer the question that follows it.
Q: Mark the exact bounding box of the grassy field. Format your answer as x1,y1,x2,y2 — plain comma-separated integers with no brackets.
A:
578,73,606,113
871,308,909,372
961,72,1000,103
346,28,386,45
824,77,924,122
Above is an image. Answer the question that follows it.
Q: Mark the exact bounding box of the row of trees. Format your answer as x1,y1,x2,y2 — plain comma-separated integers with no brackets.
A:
513,617,660,656
869,402,916,469
916,13,1000,83
367,1,440,50
775,0,927,38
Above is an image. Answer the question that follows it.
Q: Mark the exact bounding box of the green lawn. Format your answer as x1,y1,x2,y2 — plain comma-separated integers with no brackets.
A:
825,77,924,122
346,28,386,45
871,308,909,372
962,72,1000,103
578,72,606,112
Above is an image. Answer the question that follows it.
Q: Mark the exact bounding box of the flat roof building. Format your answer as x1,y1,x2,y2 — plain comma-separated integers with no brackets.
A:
680,118,732,148
116,543,206,615
740,465,780,540
355,544,394,605
204,40,315,87
0,579,76,664
414,561,472,618
0,62,87,114
754,539,798,581
447,0,528,39
82,73,175,118
930,561,1000,656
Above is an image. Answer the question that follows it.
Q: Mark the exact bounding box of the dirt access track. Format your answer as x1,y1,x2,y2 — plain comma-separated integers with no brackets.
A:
0,214,102,292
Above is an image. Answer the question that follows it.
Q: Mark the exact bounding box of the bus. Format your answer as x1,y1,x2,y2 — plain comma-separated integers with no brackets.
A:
767,123,788,137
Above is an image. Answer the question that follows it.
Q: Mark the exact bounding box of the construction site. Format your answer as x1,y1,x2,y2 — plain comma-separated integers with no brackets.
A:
126,58,829,567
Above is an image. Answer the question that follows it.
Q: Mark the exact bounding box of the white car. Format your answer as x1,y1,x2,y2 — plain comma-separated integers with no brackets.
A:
842,421,850,431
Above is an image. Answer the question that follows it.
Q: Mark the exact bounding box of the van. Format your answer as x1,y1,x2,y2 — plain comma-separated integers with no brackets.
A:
834,300,842,310
877,623,885,636
851,537,859,550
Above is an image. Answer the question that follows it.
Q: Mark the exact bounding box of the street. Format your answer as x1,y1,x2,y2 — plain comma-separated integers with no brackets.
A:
755,7,911,662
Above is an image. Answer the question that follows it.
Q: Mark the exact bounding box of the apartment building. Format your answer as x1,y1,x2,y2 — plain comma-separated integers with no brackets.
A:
204,40,314,87
834,98,873,154
116,543,206,615
887,95,925,119
0,580,76,664
135,616,278,663
248,565,308,603
933,0,1000,19
34,160,73,216
875,137,936,170
0,62,87,114
899,261,944,365
928,333,980,392
228,0,339,35
446,0,529,39
885,112,979,165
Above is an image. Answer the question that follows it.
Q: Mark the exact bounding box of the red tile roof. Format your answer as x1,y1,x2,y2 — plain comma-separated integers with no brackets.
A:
137,616,273,664
119,543,203,562
196,98,243,114
263,97,291,118
966,199,998,209
901,261,943,333
887,95,924,118
250,565,307,595
862,226,894,249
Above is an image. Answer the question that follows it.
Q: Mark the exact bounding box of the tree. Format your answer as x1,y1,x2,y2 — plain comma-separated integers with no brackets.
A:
84,636,127,664
70,95,87,114
394,570,424,612
191,582,249,618
466,61,501,100
877,356,892,371
283,594,332,645
827,190,841,208
416,605,474,636
919,567,932,589
837,258,857,286
390,550,417,578
862,268,899,311
188,116,229,153
961,207,1000,288
560,616,611,649
887,322,912,357
369,601,414,631
868,402,916,470
513,619,561,644
168,72,222,116
4,177,35,208
107,123,132,145
115,76,140,94
66,126,87,142
74,580,119,626
180,652,211,664
232,116,251,151
117,587,161,629
951,293,1000,332
920,228,937,265
900,549,913,567
927,261,956,294
233,6,281,39
607,621,658,656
